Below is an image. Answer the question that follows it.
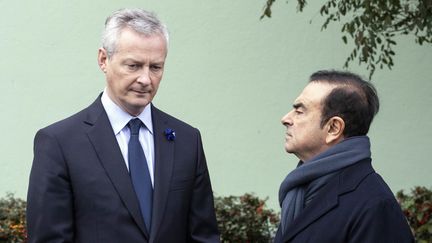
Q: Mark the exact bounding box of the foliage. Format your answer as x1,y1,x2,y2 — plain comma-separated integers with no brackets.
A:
2,189,431,242
261,0,432,79
397,186,432,242
214,193,279,242
0,193,27,243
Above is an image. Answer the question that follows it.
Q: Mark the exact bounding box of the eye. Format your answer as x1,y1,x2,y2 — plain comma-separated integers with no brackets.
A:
295,109,303,115
126,64,140,71
150,65,163,72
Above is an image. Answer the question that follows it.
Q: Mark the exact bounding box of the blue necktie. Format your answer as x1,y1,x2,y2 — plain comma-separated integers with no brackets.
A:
128,118,153,232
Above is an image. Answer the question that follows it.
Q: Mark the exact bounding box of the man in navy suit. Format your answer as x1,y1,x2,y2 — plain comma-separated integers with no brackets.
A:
275,70,414,242
27,8,220,243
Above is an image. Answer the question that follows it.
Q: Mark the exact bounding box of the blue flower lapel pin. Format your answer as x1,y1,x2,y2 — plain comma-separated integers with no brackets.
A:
164,128,176,141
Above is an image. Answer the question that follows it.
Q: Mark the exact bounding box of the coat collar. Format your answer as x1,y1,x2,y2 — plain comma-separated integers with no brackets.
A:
281,158,374,242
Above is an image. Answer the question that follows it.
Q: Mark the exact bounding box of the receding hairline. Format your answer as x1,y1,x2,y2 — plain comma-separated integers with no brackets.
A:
309,79,367,103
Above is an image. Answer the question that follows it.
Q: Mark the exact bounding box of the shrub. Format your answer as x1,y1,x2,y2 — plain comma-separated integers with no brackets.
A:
214,193,279,242
0,193,27,243
396,186,432,242
2,188,431,242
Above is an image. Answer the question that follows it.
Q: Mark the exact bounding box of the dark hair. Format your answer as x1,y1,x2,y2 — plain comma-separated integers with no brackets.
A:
309,70,380,137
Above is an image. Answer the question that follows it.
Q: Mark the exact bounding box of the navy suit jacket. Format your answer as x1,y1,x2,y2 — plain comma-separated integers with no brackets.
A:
274,159,414,243
27,96,220,243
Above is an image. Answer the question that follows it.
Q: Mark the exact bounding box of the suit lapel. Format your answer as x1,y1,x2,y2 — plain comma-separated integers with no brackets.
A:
84,97,149,238
282,181,339,242
149,105,175,242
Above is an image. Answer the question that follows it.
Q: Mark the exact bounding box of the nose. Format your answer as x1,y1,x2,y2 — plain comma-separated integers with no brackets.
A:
281,110,293,126
137,68,151,85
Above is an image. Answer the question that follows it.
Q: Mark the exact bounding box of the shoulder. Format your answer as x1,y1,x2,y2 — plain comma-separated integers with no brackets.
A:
338,160,397,206
352,169,404,219
151,105,200,133
346,183,413,241
337,162,413,241
338,159,394,197
37,97,103,137
332,160,405,226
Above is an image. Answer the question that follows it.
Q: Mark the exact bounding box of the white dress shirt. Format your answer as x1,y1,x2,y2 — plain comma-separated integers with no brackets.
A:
101,90,155,187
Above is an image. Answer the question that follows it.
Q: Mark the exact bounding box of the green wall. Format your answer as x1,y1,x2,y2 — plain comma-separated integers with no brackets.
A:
1,0,431,210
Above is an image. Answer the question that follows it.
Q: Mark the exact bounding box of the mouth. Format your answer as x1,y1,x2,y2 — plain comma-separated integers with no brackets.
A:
131,89,151,95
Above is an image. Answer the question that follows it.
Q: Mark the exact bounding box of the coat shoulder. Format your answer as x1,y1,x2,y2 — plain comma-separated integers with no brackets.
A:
151,105,199,133
37,97,103,137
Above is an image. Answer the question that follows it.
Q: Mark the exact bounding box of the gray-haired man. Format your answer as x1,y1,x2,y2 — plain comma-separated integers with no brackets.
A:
27,8,220,243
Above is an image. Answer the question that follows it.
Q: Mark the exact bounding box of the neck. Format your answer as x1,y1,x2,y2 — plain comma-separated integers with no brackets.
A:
300,136,346,162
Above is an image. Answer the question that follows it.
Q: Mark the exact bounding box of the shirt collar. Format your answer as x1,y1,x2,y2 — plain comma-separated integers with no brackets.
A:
101,89,153,135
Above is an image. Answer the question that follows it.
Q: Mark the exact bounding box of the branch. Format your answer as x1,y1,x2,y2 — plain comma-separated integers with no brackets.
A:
260,0,432,79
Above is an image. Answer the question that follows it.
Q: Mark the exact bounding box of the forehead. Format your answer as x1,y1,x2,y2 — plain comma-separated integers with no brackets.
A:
294,82,335,108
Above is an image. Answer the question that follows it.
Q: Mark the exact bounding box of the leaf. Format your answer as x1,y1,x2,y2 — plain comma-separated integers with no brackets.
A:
261,0,432,79
342,35,348,44
215,193,279,241
377,37,382,44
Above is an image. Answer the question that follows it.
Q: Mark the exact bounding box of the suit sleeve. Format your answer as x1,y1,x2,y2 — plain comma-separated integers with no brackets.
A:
348,197,414,243
26,129,74,243
188,130,220,243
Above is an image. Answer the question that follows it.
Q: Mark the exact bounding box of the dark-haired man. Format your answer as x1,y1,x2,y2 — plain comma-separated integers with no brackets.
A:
274,70,413,242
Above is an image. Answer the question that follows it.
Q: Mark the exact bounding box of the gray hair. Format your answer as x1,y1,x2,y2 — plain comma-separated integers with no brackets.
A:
101,8,169,58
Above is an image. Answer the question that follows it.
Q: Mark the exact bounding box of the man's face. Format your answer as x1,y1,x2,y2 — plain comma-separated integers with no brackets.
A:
98,28,168,116
281,82,334,161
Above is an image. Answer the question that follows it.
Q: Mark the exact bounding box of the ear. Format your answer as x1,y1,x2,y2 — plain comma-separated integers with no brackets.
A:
97,48,108,73
325,116,345,144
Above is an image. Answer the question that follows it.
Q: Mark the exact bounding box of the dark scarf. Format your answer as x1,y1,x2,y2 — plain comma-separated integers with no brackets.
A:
278,136,371,235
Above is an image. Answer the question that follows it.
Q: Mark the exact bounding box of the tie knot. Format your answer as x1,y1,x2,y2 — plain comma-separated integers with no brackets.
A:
128,118,142,135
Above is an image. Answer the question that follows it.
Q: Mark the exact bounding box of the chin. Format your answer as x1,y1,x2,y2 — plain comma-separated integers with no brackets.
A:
130,103,151,113
121,100,151,115
285,143,298,153
130,97,152,107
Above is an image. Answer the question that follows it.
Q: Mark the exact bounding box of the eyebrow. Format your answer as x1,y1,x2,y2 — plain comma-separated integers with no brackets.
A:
293,102,306,110
123,58,165,65
123,58,141,63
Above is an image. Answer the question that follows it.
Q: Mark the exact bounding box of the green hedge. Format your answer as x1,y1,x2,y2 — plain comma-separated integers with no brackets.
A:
214,193,279,242
397,186,432,243
0,194,26,242
1,187,431,242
